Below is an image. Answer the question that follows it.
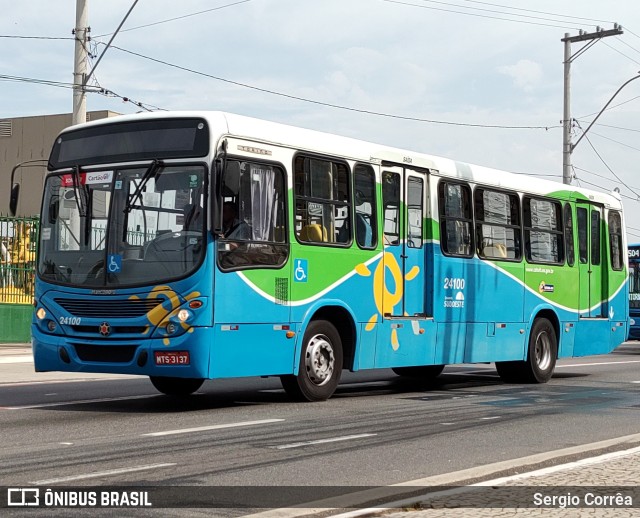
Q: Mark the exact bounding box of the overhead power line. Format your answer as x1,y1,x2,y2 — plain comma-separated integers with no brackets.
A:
93,0,254,38
458,0,614,24
574,120,640,199
0,73,163,112
0,34,72,40
382,0,582,30
105,43,559,130
414,0,600,26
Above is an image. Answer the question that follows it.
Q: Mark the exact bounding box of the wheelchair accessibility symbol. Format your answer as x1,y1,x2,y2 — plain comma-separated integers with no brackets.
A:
107,254,122,273
294,259,308,282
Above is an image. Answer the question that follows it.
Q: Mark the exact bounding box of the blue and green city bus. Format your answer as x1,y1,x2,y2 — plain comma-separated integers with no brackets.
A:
628,244,640,339
12,111,629,401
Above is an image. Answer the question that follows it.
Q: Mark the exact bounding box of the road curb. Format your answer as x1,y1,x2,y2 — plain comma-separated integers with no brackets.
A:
243,432,640,518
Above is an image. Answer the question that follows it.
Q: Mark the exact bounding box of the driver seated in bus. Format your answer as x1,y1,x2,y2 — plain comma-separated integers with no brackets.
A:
222,201,250,240
183,203,203,232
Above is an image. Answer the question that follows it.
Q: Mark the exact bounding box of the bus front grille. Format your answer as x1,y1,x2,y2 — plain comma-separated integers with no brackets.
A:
55,298,161,318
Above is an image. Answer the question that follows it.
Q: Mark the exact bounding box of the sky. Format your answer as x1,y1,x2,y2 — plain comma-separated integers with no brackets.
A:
2,0,640,238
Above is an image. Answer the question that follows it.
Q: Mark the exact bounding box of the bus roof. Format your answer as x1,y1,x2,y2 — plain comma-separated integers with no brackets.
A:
57,110,623,209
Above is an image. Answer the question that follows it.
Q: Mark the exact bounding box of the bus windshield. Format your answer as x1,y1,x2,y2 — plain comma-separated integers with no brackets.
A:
38,164,206,288
629,247,640,309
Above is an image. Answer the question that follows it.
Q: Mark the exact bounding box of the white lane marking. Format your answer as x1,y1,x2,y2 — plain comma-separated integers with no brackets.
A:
439,423,455,426
59,442,73,445
474,444,640,485
631,381,640,384
0,376,139,388
0,355,33,364
480,416,500,420
558,359,640,368
274,433,377,450
143,418,285,437
329,445,640,518
5,394,156,409
30,462,176,485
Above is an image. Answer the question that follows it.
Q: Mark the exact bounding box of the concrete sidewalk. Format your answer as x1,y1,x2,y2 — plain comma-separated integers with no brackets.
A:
0,342,136,384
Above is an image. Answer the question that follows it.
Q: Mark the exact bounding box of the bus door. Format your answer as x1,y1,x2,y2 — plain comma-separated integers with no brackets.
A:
381,166,430,318
576,202,605,318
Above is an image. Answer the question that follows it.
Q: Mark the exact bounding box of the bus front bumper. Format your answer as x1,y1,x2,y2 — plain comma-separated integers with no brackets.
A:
32,325,210,379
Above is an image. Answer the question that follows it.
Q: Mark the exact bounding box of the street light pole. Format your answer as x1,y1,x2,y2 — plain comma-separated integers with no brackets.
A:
561,25,623,184
72,0,89,126
571,72,640,152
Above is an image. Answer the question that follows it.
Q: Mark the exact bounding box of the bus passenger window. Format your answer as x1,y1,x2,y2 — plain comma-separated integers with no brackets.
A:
438,181,473,257
591,210,601,266
354,165,377,249
407,177,424,248
294,156,350,246
382,171,400,246
523,197,563,264
475,188,520,261
577,207,588,264
564,203,575,267
608,211,623,271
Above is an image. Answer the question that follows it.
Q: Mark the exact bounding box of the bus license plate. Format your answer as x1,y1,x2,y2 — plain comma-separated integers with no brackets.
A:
154,351,190,365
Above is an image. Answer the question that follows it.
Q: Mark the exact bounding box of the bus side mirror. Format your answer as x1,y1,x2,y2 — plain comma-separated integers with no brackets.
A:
9,183,20,216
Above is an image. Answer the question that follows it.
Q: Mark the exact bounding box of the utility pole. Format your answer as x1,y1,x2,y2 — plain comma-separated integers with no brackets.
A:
561,25,623,185
72,0,89,126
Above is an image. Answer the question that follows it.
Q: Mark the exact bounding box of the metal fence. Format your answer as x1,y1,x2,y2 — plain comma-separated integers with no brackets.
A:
1,215,39,304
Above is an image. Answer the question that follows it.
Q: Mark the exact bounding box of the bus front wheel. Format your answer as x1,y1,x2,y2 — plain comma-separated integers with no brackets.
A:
280,320,343,402
150,376,204,396
496,317,557,384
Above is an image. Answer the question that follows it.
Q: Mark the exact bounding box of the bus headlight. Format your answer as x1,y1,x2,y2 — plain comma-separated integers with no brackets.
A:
47,320,57,332
177,309,191,322
166,322,177,334
36,308,47,320
631,318,636,326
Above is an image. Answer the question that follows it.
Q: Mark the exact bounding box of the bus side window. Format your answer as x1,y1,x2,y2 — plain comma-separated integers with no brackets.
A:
577,207,588,264
382,171,401,246
564,203,575,267
523,196,563,264
438,181,473,257
294,155,351,246
474,187,520,261
354,165,377,249
608,210,623,271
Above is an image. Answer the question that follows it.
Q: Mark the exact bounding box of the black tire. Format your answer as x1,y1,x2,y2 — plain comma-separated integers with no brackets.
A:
150,376,204,396
496,317,557,384
392,365,445,379
280,320,343,402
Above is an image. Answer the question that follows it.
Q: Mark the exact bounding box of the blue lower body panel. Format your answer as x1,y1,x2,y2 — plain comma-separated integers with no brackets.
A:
32,325,210,379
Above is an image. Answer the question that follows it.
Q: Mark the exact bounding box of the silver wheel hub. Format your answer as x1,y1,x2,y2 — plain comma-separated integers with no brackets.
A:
305,334,335,386
534,330,552,371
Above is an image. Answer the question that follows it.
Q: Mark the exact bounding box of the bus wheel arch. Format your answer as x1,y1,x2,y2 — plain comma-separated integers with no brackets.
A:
496,310,558,384
280,318,344,401
310,305,356,370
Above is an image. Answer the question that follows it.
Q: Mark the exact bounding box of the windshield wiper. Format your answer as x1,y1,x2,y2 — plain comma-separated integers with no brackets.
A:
71,165,89,217
125,159,164,213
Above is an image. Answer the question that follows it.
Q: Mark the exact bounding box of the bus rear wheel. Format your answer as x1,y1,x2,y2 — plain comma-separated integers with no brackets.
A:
392,365,445,380
496,317,557,384
280,320,343,402
150,376,204,396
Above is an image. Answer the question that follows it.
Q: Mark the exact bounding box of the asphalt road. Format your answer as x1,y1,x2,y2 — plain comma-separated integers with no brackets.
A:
0,342,639,514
